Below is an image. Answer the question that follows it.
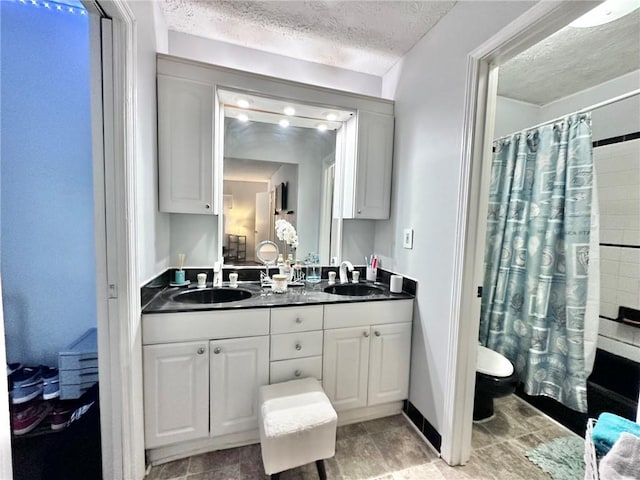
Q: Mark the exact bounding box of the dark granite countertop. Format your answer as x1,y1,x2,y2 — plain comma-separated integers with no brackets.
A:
142,279,414,314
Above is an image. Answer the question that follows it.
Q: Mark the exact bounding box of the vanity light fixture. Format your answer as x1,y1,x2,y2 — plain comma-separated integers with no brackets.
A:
237,113,249,122
279,119,290,128
325,113,337,121
283,106,296,116
237,98,251,108
317,124,328,132
569,0,639,28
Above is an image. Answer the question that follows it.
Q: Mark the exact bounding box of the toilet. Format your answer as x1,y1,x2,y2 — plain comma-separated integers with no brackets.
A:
474,345,519,421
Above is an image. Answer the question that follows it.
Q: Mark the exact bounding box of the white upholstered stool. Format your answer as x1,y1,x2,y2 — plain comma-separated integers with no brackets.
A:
259,377,338,480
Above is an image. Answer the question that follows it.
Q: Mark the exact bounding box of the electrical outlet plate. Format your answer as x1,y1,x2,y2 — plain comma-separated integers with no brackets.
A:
403,228,413,249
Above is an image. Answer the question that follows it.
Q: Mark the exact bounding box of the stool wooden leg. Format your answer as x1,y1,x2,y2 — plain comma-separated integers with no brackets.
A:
270,473,280,480
316,459,327,480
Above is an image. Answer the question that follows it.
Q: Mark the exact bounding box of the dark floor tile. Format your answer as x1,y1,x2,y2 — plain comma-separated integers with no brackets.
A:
370,424,437,471
480,409,530,441
186,464,244,480
147,458,190,480
391,462,445,479
336,422,368,440
471,423,496,450
432,459,471,479
335,433,389,479
361,414,408,434
188,448,241,474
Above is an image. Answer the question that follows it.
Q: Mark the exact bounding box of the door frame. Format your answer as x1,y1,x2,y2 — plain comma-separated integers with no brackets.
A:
441,0,600,465
91,1,145,479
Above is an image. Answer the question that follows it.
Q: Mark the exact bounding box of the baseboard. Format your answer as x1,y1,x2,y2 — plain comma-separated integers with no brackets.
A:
403,399,442,452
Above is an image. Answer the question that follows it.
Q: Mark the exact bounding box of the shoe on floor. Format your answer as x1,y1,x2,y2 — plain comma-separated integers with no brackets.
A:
10,366,43,404
42,366,60,400
7,363,22,376
12,401,53,435
50,400,77,431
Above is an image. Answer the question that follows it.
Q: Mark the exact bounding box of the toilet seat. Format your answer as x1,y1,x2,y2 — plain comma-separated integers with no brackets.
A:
477,345,514,377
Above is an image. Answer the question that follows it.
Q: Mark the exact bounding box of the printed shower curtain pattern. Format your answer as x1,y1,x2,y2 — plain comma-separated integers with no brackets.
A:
479,113,594,413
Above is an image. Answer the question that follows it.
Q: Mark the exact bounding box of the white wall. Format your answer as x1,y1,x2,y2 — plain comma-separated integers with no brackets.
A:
376,0,536,434
168,31,383,97
133,1,171,284
495,70,640,142
540,70,640,142
494,96,540,139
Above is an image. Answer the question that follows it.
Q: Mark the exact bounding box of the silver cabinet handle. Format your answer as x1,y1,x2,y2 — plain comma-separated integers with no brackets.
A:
295,343,302,351
363,331,369,338
205,204,211,209
357,209,362,214
295,317,302,324
197,347,205,355
374,331,381,337
213,347,221,354
294,370,302,377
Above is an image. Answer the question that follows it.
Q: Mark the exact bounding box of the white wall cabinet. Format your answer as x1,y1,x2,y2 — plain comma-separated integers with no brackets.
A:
341,111,395,220
143,341,210,449
210,336,269,437
157,75,215,214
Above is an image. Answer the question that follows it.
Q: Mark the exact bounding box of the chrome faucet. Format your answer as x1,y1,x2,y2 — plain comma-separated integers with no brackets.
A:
339,260,354,284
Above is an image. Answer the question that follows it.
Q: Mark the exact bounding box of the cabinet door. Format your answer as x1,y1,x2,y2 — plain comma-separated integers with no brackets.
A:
143,341,209,448
157,75,215,214
368,323,411,406
323,327,370,412
210,336,269,437
354,111,394,219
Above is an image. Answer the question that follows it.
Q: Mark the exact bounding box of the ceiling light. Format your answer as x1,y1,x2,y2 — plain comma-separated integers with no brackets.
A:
237,98,250,108
279,119,290,128
317,124,328,132
283,106,296,116
237,113,249,122
326,113,337,121
569,0,639,28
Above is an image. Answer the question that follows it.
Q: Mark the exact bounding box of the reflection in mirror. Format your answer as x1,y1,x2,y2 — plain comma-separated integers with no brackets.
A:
255,240,279,265
223,117,337,265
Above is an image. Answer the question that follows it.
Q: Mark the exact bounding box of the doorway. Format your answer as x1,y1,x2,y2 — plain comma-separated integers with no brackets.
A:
1,1,104,478
445,0,640,468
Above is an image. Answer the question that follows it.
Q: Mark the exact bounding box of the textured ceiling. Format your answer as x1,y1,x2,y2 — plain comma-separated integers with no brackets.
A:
498,9,640,105
160,0,456,76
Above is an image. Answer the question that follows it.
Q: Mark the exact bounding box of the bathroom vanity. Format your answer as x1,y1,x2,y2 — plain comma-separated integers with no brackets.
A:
141,280,413,464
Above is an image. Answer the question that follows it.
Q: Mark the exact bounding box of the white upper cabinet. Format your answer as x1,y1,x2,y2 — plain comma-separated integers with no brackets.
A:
341,111,395,219
157,75,215,214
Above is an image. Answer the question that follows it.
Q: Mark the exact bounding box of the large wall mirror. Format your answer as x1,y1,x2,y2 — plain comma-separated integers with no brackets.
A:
218,89,354,266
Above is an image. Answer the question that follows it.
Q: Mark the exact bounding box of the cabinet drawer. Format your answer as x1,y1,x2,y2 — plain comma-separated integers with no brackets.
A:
270,306,323,334
270,356,322,384
324,299,413,329
270,331,323,361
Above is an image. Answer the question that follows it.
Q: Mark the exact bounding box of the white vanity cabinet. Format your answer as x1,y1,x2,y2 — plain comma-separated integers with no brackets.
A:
157,75,216,214
341,111,395,220
269,306,324,384
143,341,210,449
209,336,269,437
322,300,412,412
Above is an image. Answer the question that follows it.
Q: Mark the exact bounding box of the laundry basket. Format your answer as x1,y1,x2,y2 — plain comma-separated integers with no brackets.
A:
584,418,599,480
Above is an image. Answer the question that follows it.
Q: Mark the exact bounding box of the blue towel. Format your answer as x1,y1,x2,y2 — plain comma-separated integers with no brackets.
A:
592,412,640,456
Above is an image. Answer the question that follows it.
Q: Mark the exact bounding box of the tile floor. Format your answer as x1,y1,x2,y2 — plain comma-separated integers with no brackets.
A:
146,394,579,480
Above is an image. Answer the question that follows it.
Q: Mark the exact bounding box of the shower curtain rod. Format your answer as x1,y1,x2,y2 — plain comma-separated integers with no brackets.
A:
497,88,640,141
